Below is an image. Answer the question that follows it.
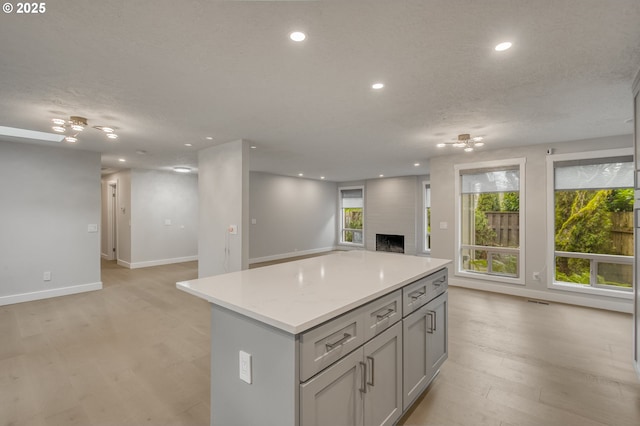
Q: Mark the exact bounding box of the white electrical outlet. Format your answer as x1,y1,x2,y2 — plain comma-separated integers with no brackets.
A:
43,271,51,281
239,350,252,384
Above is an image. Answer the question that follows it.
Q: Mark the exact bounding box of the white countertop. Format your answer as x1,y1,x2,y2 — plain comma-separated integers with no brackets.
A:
177,251,451,334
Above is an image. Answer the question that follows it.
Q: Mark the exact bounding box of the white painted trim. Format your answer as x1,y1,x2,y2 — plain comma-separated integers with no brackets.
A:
249,247,336,264
127,255,198,269
0,282,102,306
449,277,633,313
117,259,132,268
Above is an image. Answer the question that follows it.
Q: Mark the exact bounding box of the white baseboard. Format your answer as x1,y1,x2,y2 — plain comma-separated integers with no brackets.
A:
0,282,102,306
249,247,336,265
122,255,198,269
449,277,633,313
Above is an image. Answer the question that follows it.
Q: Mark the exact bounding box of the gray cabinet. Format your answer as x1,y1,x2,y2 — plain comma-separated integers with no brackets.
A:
300,322,403,426
402,292,448,410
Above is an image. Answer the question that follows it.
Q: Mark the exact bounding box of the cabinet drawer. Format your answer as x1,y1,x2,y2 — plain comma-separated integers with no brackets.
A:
363,290,402,342
300,307,364,382
402,269,447,316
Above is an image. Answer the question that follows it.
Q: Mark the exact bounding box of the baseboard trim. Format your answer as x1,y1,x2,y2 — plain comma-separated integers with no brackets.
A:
117,259,132,268
0,282,103,306
249,247,336,264
449,277,633,313
125,255,198,269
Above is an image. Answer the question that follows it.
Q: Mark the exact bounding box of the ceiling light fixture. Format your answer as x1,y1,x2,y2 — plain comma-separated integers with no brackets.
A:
414,163,420,167
372,83,384,90
174,167,191,173
118,158,126,162
290,31,306,42
298,173,304,177
205,136,213,140
185,143,193,147
437,134,485,152
50,116,119,144
495,41,512,51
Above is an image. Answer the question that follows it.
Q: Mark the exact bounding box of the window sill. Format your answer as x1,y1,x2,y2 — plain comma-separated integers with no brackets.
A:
455,270,524,286
549,282,633,300
338,242,364,248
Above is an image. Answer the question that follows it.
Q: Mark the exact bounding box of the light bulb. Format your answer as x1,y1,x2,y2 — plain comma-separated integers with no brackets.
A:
71,124,84,132
107,133,118,139
290,31,306,42
475,142,485,147
464,147,473,152
51,118,66,125
437,143,446,148
52,126,66,132
101,127,114,133
65,136,78,143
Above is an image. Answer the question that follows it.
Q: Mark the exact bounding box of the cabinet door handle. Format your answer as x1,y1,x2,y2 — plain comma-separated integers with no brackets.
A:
359,361,367,393
433,310,437,332
426,311,435,334
410,290,426,301
325,332,351,351
375,308,394,321
366,356,375,387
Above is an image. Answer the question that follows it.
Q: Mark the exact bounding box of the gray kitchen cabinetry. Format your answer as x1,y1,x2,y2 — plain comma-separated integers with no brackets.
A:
301,321,403,426
402,291,448,410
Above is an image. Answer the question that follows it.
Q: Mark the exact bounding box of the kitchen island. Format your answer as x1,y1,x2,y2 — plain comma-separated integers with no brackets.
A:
177,250,451,426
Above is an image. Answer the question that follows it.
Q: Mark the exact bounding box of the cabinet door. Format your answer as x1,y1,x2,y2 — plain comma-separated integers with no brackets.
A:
300,348,364,426
363,321,402,426
402,304,429,410
425,292,448,380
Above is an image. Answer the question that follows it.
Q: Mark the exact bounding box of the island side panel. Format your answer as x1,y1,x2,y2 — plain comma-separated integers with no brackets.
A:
211,304,299,426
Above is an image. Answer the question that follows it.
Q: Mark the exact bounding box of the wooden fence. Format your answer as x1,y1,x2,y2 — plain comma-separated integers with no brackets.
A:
483,211,633,255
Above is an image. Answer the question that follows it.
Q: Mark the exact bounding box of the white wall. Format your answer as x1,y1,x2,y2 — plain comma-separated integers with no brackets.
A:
198,140,250,277
365,176,419,255
130,169,198,267
249,172,337,262
430,134,634,312
0,141,101,305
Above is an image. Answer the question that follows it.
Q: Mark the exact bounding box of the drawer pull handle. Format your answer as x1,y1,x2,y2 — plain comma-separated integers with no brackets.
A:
376,308,395,321
325,333,351,351
434,277,446,286
410,290,426,301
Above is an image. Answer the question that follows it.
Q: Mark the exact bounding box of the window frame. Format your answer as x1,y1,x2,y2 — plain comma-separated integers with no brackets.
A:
546,148,634,299
338,185,365,247
454,158,526,285
423,180,431,254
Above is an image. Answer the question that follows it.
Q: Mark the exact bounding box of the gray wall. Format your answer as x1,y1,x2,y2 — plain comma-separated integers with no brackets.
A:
249,172,338,262
130,169,198,266
430,134,633,312
0,141,101,304
199,140,250,277
365,176,419,255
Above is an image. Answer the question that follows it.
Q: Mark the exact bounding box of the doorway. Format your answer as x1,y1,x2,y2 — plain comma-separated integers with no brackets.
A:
106,181,117,261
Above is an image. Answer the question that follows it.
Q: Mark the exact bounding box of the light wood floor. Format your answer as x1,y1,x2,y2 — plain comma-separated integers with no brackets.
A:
1,260,639,425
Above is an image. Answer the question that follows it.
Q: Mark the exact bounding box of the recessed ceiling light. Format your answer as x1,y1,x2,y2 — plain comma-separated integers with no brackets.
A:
298,173,304,177
372,83,384,90
290,31,306,42
185,143,193,147
174,167,191,173
414,163,420,167
379,174,384,178
495,41,512,51
205,136,213,140
118,158,126,162
250,145,257,149
320,176,325,180
437,143,446,148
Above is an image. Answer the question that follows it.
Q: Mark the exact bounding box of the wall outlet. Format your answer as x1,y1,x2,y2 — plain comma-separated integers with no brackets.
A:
87,224,98,233
43,271,51,281
164,219,172,226
239,350,252,384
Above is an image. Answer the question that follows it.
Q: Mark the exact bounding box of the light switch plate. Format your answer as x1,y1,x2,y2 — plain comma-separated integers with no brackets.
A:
439,222,448,230
88,224,98,233
239,350,252,384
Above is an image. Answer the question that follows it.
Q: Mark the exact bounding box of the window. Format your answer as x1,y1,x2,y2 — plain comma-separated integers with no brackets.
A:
339,187,364,245
424,182,431,253
549,150,634,293
455,159,525,283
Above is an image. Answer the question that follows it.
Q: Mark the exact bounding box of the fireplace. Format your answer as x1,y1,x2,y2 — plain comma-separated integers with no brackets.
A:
376,234,405,253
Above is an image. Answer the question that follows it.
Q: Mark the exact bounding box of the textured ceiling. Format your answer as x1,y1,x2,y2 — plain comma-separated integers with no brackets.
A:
1,0,639,181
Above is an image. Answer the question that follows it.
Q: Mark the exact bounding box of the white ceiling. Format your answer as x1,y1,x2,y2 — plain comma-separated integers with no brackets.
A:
1,0,639,182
